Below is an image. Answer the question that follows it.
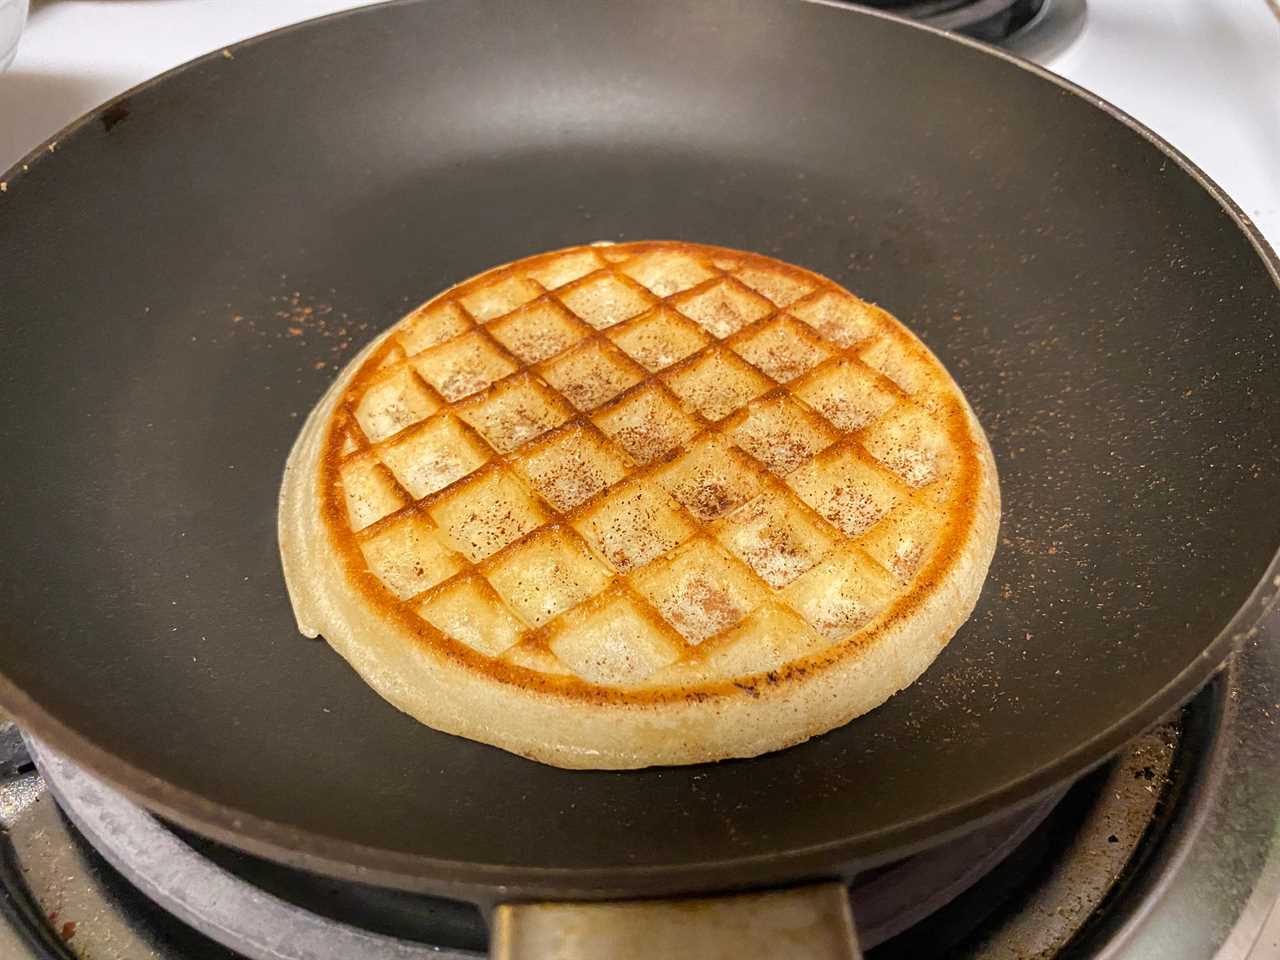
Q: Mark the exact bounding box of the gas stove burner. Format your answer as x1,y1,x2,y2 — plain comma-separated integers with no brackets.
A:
854,0,1048,41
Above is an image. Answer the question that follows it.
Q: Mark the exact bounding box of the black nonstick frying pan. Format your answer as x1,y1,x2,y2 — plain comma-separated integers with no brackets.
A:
2,0,1279,953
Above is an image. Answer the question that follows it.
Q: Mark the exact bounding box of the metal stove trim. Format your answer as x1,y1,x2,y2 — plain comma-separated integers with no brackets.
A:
1086,625,1280,960
26,738,466,960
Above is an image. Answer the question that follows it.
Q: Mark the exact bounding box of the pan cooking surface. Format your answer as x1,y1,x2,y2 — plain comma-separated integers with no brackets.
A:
0,0,1277,897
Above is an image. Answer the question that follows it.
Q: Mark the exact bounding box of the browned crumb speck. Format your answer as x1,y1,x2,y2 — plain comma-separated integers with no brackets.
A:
229,287,369,373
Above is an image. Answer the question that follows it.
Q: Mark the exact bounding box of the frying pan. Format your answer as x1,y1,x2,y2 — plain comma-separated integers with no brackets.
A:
2,0,1279,954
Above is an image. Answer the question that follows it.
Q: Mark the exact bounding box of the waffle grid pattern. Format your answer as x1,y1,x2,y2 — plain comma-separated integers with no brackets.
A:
327,243,968,690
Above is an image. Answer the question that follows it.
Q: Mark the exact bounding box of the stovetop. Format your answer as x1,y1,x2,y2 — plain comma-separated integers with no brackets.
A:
1,2,1278,958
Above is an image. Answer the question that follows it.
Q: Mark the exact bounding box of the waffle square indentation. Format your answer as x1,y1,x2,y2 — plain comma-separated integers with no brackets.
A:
514,426,632,513
620,250,715,297
591,383,701,465
653,434,764,521
539,340,646,412
548,592,682,686
379,415,492,499
396,301,471,357
485,528,612,626
732,266,814,307
457,375,574,454
559,274,656,330
789,292,882,348
410,330,518,402
353,368,440,443
673,278,774,339
340,458,408,531
572,481,694,573
427,468,548,562
716,490,836,588
730,315,834,384
526,250,606,291
726,395,837,476
662,348,772,423
460,275,542,323
359,515,463,600
487,299,589,365
793,358,897,432
782,546,898,641
860,403,951,489
416,575,526,656
785,447,900,537
633,539,766,643
606,306,711,372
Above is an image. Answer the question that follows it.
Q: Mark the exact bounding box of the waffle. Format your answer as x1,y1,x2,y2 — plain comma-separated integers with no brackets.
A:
278,242,999,768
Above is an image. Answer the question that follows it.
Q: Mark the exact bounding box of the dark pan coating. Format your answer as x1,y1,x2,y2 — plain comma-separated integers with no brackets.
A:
0,0,1277,900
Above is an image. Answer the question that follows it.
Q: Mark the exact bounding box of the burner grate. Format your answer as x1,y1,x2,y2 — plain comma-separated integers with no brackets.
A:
843,0,1048,41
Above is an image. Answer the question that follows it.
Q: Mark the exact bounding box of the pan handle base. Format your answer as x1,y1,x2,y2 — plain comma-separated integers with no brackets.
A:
491,881,861,960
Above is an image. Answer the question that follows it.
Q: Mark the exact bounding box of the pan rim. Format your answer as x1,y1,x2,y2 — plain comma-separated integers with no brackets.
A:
1,0,1278,899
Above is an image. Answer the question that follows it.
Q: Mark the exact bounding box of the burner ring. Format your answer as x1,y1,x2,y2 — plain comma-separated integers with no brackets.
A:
28,738,456,960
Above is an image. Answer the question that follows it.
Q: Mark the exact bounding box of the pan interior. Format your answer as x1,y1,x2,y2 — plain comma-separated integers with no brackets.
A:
0,0,1277,896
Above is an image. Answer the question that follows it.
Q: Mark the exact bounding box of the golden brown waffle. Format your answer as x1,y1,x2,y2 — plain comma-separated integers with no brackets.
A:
279,242,999,768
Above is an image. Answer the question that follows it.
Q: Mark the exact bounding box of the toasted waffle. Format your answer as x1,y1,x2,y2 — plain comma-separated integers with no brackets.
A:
278,242,999,768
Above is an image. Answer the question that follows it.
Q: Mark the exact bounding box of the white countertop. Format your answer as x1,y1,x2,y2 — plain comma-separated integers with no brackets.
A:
3,1,1278,253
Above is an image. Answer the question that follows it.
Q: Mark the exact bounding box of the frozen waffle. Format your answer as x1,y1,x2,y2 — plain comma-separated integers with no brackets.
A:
278,242,999,768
